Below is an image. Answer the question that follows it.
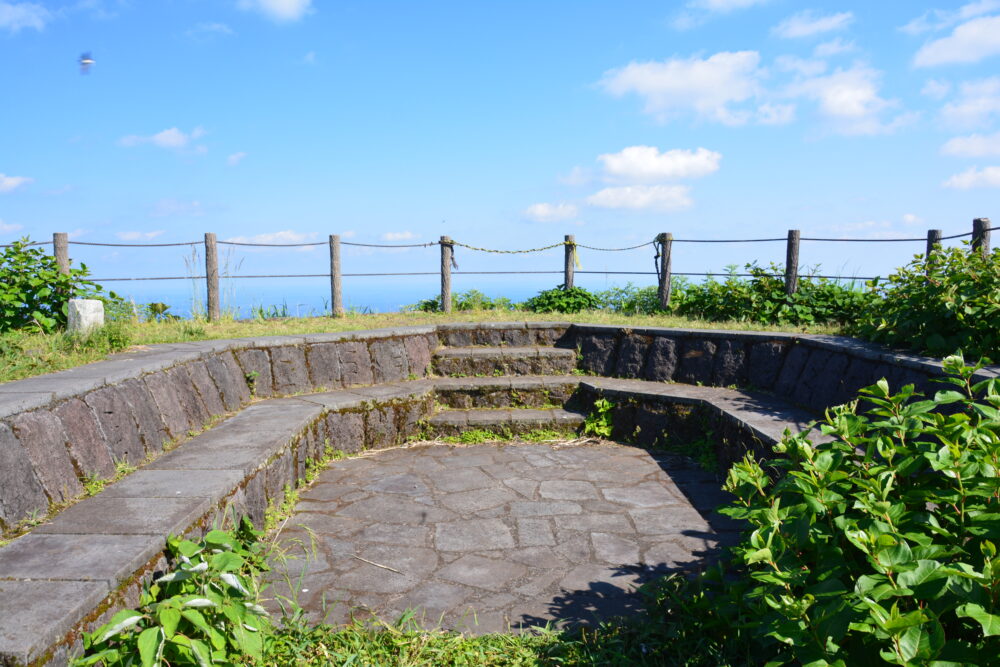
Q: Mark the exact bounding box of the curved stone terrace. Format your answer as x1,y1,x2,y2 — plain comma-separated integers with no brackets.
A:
1,322,995,665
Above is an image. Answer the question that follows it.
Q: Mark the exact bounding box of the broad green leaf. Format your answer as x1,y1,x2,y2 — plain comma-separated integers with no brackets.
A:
137,627,162,667
956,603,1000,636
96,610,144,643
157,607,180,638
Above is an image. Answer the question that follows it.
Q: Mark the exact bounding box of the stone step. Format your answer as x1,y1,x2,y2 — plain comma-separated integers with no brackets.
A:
432,346,577,377
426,407,586,437
432,375,578,409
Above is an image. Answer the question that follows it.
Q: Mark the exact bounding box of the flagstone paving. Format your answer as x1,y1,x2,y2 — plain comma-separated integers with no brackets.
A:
268,440,739,634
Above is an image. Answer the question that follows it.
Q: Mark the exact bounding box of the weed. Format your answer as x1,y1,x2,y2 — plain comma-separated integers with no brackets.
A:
583,398,614,438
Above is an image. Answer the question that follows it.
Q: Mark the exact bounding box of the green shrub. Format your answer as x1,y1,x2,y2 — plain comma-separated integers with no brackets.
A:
408,289,515,313
75,519,271,666
657,355,1000,665
0,238,110,333
675,262,876,326
522,285,600,314
595,282,666,315
852,244,1000,359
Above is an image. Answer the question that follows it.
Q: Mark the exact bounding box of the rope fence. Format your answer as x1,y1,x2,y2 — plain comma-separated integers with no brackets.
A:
4,218,993,319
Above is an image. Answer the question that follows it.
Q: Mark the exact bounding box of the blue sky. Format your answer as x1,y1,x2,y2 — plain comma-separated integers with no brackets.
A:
2,0,1000,310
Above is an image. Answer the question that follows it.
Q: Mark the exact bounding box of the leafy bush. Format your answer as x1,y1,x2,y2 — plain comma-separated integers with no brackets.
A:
852,244,1000,360
522,285,601,314
674,262,876,326
409,289,515,313
595,282,666,315
76,519,271,666
653,356,1000,665
0,238,110,333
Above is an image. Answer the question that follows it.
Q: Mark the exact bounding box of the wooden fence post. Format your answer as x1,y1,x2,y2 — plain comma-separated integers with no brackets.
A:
657,232,673,309
204,232,220,322
440,236,452,313
329,234,344,317
973,218,991,257
785,229,800,295
564,235,575,289
926,229,942,272
53,233,69,275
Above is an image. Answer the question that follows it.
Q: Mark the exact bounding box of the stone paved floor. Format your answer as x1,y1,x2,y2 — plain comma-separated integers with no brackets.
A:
268,440,738,634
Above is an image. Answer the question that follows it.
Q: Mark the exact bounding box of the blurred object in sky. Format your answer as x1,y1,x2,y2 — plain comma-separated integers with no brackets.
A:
79,52,95,74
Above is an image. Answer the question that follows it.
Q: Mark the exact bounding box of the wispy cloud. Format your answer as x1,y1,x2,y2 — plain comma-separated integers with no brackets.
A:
119,126,207,152
599,51,763,125
0,1,51,33
302,51,317,65
0,219,23,233
941,77,1000,128
943,165,1000,188
224,230,319,251
186,22,233,38
117,230,165,241
773,11,853,39
942,131,1000,156
227,152,248,166
0,173,32,193
149,199,204,218
787,65,913,135
382,231,418,241
814,38,855,57
914,15,1000,67
598,146,721,182
523,203,578,223
238,0,312,23
586,185,693,211
900,0,1000,35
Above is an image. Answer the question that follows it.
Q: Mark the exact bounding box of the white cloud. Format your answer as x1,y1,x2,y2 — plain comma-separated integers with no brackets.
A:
117,230,165,241
814,38,855,57
788,65,911,135
0,1,50,32
773,11,853,39
302,51,316,65
942,131,1000,156
586,185,693,211
227,151,248,166
757,103,796,125
689,0,768,10
150,199,204,218
914,16,1000,66
186,22,233,38
0,219,23,233
901,0,1000,35
382,231,417,241
238,0,312,22
598,146,721,182
0,173,32,193
523,203,578,223
902,213,923,225
775,55,827,77
599,51,763,125
943,166,1000,188
558,166,591,186
941,77,1000,127
225,230,319,251
119,126,207,151
922,79,952,99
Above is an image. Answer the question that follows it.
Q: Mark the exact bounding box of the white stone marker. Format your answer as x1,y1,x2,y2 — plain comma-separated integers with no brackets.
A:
67,299,104,335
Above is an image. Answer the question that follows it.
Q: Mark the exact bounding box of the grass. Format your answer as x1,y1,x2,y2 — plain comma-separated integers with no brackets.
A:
0,309,842,384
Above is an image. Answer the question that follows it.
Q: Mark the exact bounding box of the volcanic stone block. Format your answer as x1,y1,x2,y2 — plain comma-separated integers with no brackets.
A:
800,351,850,410
265,447,296,500
615,335,650,378
184,361,227,417
501,327,531,347
441,328,473,347
0,423,49,529
271,345,311,395
748,341,788,390
712,340,748,387
119,378,171,454
371,339,409,383
235,348,274,397
365,406,397,449
835,357,880,406
306,343,343,390
324,411,365,454
10,411,82,502
339,341,375,387
579,334,617,375
474,327,504,346
53,398,115,479
242,473,269,527
675,340,717,385
774,345,811,400
83,386,145,465
205,351,251,411
403,335,434,378
144,369,198,438
643,337,678,381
